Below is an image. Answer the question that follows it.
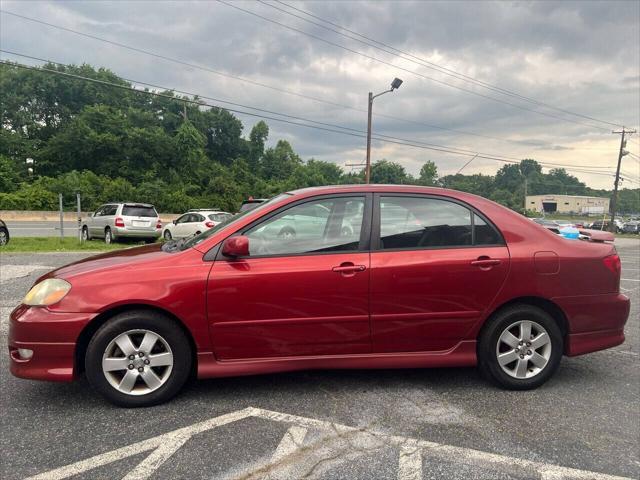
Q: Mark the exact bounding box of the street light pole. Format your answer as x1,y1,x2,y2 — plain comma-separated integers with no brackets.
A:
365,78,403,184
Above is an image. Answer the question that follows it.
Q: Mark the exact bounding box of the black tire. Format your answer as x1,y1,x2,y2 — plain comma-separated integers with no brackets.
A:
81,226,92,241
104,227,114,244
478,305,563,390
163,230,172,241
0,227,9,246
85,310,192,407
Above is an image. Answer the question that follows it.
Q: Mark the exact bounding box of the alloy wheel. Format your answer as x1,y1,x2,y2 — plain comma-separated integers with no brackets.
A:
0,230,7,245
101,329,174,396
495,320,551,379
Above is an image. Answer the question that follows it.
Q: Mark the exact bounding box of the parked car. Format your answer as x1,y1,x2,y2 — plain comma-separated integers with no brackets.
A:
0,219,9,246
10,185,629,407
239,198,267,212
81,203,161,244
590,220,622,233
531,218,559,228
622,221,640,234
162,209,232,241
554,220,575,228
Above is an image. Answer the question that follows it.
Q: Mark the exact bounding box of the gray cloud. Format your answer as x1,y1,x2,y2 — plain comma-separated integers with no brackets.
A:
1,0,638,188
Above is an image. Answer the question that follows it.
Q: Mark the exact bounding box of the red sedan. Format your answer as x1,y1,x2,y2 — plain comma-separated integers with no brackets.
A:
9,185,629,407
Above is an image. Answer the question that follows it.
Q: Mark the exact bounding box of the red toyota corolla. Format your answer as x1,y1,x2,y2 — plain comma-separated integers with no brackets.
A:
9,185,630,407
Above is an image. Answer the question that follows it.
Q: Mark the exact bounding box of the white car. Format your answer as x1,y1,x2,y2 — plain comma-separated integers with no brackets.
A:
162,209,232,241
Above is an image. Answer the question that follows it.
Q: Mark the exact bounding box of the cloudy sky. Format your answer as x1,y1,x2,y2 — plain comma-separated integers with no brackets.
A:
1,0,639,188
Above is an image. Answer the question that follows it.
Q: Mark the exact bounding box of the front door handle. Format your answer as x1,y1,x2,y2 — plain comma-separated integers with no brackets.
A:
332,263,366,274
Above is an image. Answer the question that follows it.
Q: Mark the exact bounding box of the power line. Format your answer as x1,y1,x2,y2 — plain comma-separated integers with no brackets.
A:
265,0,624,129
0,9,618,153
218,0,614,132
1,51,619,177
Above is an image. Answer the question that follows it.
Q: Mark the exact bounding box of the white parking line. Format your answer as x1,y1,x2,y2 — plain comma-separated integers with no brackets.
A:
398,445,423,480
270,425,308,463
621,278,640,282
21,406,638,480
121,433,190,480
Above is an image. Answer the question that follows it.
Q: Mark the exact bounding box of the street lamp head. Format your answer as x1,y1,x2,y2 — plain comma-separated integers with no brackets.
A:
390,77,403,90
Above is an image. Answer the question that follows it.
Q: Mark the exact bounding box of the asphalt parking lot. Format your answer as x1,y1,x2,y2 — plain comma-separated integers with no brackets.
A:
1,239,638,480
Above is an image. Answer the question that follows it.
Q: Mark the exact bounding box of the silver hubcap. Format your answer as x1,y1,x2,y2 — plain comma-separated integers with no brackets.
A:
164,231,171,240
102,329,173,396
496,320,551,379
105,231,111,244
0,231,7,245
280,230,295,240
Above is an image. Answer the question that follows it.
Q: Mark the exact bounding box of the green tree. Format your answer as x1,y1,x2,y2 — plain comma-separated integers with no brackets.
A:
370,160,411,184
417,160,438,186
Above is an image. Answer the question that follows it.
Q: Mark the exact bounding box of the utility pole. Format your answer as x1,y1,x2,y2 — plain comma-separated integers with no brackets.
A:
365,92,373,184
610,127,636,232
365,78,403,183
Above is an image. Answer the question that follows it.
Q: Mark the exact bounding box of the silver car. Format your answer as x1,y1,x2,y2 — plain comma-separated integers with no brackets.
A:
82,203,161,244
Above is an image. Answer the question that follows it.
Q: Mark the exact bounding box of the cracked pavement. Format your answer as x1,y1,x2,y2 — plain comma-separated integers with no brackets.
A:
0,240,638,479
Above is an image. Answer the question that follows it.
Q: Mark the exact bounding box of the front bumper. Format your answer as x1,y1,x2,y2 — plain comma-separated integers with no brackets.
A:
8,304,96,382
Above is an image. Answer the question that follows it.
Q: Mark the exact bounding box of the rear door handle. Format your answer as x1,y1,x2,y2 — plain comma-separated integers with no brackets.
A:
471,258,501,267
332,264,366,273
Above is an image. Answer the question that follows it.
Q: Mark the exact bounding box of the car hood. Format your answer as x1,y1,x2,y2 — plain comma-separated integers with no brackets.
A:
38,244,169,282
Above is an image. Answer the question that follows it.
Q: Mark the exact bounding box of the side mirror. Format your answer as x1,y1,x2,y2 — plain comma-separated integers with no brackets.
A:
172,219,177,225
222,235,249,258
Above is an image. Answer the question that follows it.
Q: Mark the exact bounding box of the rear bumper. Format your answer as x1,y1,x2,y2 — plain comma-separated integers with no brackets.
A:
8,304,96,382
114,228,160,239
553,293,630,356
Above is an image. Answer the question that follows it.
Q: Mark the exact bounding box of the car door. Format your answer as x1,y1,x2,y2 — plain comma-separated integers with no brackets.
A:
172,214,191,238
89,206,105,236
207,194,372,360
370,194,510,353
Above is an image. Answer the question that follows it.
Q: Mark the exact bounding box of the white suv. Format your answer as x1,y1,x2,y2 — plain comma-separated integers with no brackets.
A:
82,203,161,244
162,209,232,241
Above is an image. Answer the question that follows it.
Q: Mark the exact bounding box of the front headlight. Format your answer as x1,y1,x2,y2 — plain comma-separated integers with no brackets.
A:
23,279,72,306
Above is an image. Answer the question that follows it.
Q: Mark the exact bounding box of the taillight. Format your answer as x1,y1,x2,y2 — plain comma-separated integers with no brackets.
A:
205,221,215,228
114,217,125,227
602,254,621,275
156,221,162,229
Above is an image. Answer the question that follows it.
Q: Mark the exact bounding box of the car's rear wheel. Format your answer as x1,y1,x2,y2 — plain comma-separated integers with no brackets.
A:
478,305,562,390
104,227,114,244
163,230,172,241
81,226,91,241
85,310,192,407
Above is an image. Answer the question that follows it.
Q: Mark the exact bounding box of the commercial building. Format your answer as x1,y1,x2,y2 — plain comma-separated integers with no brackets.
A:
526,194,610,215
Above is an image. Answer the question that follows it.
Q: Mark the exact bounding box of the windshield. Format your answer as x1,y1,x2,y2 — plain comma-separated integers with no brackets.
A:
177,194,291,251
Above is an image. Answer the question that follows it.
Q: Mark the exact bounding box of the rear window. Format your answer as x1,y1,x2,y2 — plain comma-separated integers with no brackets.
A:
122,205,157,217
209,213,232,222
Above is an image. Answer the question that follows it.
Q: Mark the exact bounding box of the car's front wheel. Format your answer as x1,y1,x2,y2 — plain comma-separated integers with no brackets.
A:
81,226,91,241
478,305,562,390
163,229,172,241
0,227,9,246
85,310,192,407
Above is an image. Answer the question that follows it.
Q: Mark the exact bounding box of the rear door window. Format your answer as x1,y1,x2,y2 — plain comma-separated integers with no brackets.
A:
379,196,472,249
122,205,157,217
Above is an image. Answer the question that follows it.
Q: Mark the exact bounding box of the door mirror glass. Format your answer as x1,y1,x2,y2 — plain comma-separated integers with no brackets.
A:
222,235,250,258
